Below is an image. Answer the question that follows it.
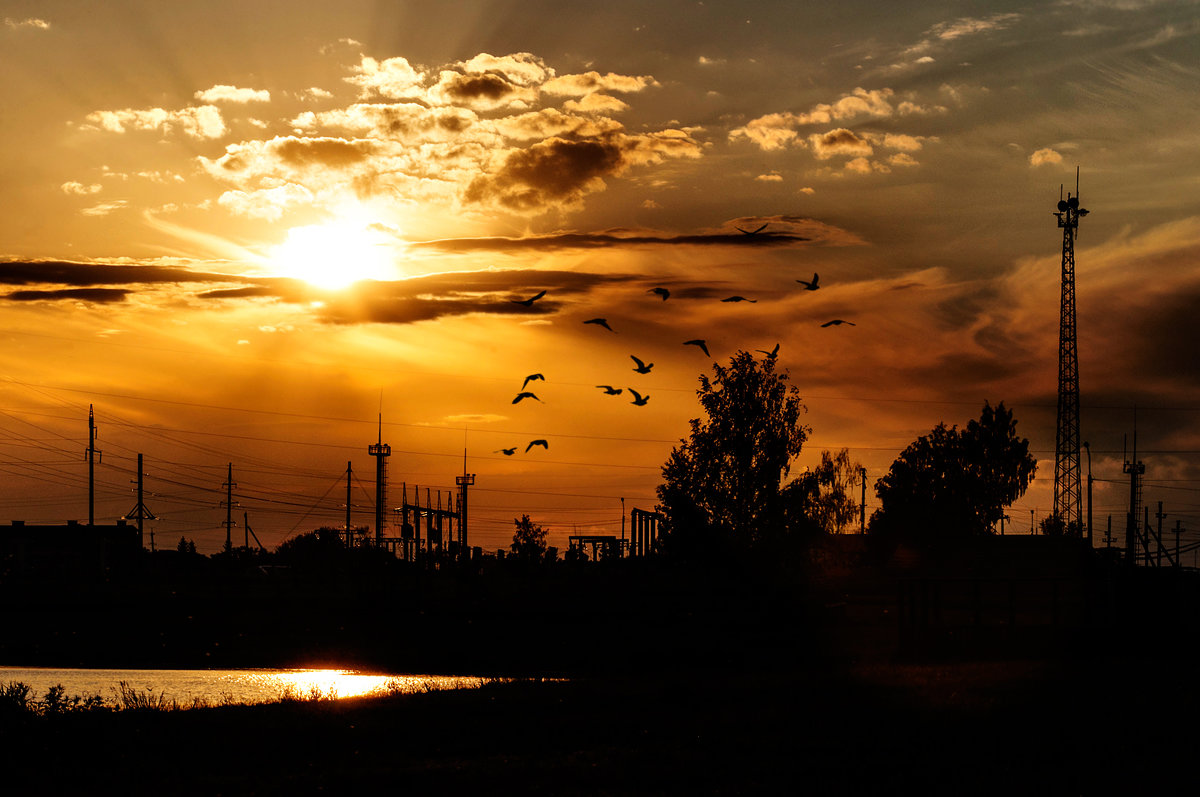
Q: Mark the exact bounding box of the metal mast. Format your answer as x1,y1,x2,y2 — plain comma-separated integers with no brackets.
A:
369,415,391,545
1052,169,1088,534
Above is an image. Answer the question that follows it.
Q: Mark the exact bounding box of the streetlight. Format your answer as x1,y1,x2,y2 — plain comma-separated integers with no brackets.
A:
1083,441,1093,547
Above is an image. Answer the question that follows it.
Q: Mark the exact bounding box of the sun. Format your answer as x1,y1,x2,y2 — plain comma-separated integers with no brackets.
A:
269,219,397,289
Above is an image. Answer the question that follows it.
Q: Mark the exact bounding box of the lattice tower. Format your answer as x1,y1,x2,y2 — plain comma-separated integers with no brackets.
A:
1053,175,1088,533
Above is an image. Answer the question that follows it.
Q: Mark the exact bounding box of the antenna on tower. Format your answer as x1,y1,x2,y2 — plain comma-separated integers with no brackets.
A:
1052,167,1087,537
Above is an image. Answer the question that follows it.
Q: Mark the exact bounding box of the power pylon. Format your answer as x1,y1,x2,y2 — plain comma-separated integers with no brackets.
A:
1052,170,1088,534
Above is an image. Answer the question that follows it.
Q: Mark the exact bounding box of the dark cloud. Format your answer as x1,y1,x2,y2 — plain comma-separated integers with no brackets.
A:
3,288,131,303
0,259,243,288
414,228,813,253
272,136,375,168
464,137,624,212
443,73,519,102
194,268,633,325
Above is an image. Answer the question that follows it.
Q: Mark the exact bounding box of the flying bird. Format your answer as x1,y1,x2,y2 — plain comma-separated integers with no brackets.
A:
495,447,517,456
796,273,820,291
736,223,769,235
511,290,547,307
756,343,780,358
721,296,757,303
648,287,670,301
596,385,623,395
683,339,710,357
521,373,545,390
525,439,549,452
628,388,650,406
512,392,542,404
630,355,653,374
583,318,615,332
820,319,856,327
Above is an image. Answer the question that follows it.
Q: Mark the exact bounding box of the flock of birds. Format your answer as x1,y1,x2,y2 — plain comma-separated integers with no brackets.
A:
492,225,855,457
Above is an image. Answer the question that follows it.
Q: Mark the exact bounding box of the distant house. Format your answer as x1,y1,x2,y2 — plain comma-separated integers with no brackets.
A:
0,520,140,576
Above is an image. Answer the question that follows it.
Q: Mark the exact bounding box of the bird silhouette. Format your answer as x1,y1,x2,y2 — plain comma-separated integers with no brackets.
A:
736,223,769,235
526,439,549,452
820,319,856,327
583,318,615,332
511,290,546,307
630,355,653,374
628,388,650,406
521,373,545,390
756,343,780,357
495,447,517,456
721,296,757,303
596,385,623,395
796,273,820,291
684,339,710,357
512,392,542,404
648,287,670,301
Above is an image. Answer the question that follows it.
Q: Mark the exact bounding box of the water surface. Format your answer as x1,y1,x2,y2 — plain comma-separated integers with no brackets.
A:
0,667,492,706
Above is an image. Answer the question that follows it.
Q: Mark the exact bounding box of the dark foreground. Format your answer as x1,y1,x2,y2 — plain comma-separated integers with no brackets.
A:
4,659,1197,795
4,539,1200,793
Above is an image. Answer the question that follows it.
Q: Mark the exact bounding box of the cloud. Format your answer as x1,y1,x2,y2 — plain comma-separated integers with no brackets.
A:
730,88,942,151
216,183,316,220
0,258,246,289
462,132,701,214
459,52,552,87
345,56,425,99
1030,147,1064,167
810,128,873,160
4,17,50,30
563,94,630,114
428,69,537,110
81,200,128,217
194,85,271,103
542,71,657,97
926,13,1022,43
61,181,102,195
409,217,861,253
756,172,783,182
297,87,334,100
85,105,226,139
2,288,130,304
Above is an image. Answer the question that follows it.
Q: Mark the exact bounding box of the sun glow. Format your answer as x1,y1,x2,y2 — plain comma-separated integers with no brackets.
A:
269,219,397,289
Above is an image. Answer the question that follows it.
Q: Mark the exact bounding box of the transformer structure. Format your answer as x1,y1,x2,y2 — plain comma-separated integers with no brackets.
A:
1052,172,1088,535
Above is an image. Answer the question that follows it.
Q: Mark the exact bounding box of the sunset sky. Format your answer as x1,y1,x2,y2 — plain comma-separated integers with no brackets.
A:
2,1,1199,553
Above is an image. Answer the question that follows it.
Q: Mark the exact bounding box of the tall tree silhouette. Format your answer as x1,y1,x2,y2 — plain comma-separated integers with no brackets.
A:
657,350,810,552
870,402,1036,546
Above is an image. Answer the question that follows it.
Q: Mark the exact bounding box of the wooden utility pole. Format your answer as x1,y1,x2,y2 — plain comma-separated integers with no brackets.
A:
124,453,156,550
222,463,237,551
86,405,101,526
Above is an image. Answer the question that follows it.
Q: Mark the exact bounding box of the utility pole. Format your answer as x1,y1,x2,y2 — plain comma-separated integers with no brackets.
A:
345,461,353,547
222,462,237,552
1083,441,1093,546
86,405,101,526
621,497,626,555
123,453,156,550
859,467,867,534
1124,430,1144,567
1174,520,1184,569
1156,502,1167,568
1052,170,1087,535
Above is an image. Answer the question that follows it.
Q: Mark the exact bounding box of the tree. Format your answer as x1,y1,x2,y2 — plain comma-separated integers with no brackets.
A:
870,402,1037,547
657,350,810,551
510,514,549,562
798,449,865,534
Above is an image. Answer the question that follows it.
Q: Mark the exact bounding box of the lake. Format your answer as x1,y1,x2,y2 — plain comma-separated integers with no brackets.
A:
0,666,495,707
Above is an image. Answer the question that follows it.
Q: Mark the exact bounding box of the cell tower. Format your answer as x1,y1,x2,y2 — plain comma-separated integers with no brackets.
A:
1052,169,1088,534
368,415,391,545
